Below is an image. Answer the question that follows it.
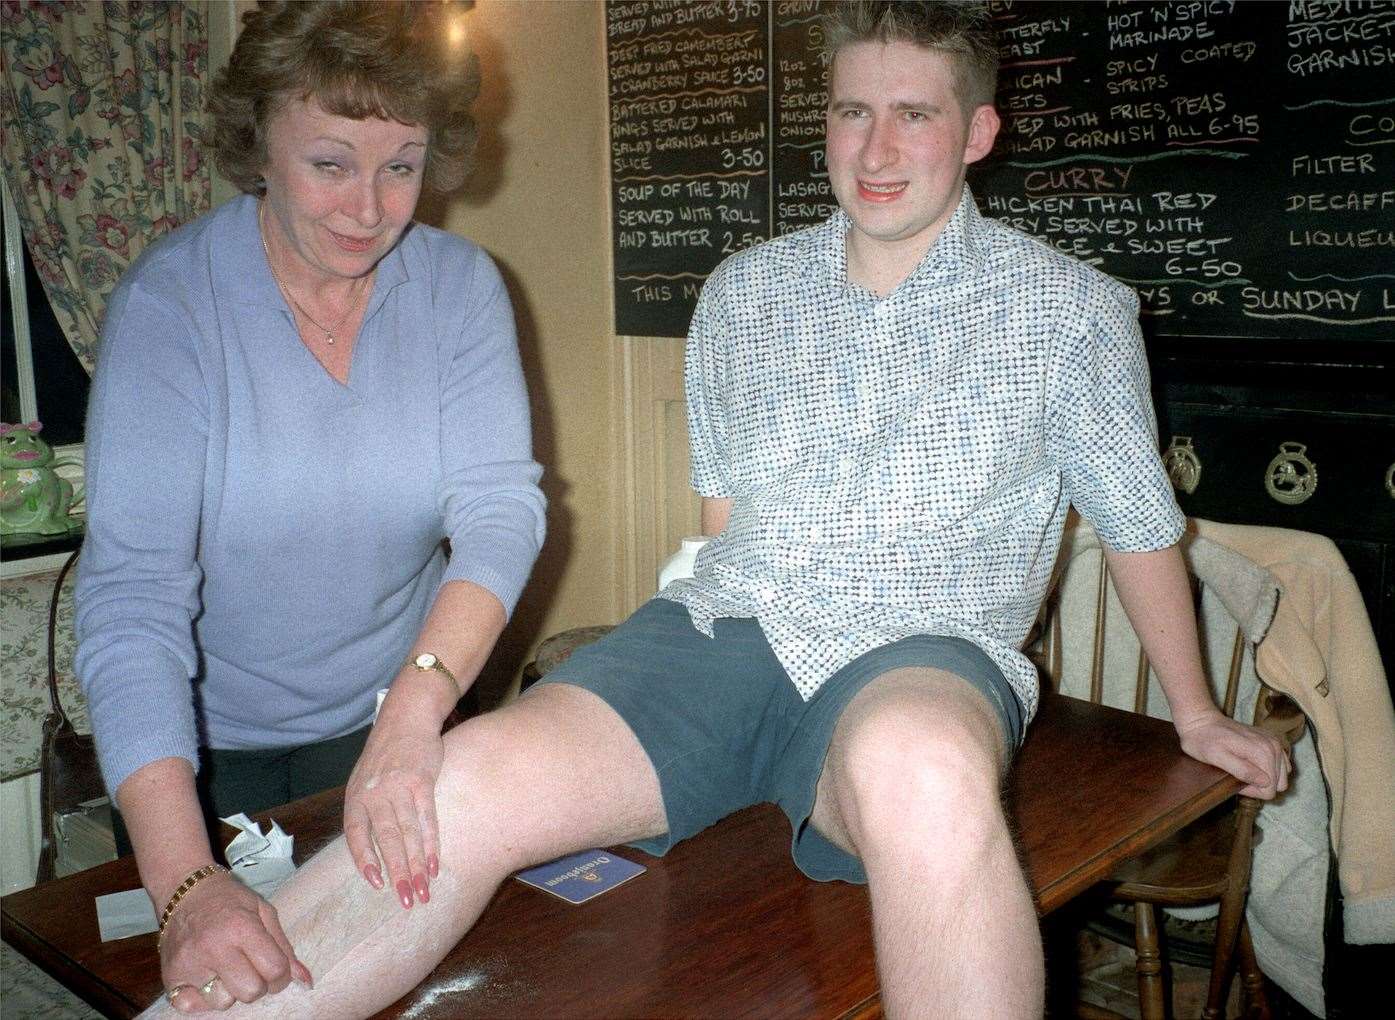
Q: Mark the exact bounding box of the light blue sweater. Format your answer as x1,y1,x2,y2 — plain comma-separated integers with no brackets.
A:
75,195,546,795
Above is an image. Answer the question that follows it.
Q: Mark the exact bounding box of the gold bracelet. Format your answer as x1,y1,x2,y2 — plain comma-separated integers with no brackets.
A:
157,863,228,944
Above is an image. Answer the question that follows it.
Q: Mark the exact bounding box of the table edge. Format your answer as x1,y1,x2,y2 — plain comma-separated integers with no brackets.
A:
2,908,142,1019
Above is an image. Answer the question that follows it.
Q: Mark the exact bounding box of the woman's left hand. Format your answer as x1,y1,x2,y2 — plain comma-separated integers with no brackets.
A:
343,694,445,909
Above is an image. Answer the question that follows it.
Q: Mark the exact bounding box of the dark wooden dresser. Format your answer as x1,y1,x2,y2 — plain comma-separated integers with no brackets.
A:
1151,338,1394,687
1149,337,1393,1020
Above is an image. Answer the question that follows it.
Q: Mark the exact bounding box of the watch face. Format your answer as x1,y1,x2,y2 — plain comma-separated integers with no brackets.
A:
415,653,438,669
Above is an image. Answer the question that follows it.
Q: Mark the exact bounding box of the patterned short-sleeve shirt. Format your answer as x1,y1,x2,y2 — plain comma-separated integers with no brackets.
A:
658,186,1185,729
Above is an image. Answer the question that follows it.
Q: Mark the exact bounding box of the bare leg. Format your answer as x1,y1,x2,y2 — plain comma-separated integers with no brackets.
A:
810,667,1044,1020
139,684,665,1018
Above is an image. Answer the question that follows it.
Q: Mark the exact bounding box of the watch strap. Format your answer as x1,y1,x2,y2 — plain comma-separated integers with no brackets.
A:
406,653,463,698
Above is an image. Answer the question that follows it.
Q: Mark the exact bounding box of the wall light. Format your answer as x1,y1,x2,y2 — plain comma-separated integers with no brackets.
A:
447,13,468,49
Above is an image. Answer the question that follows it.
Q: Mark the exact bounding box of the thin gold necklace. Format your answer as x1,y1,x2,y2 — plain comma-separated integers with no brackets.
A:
258,203,367,346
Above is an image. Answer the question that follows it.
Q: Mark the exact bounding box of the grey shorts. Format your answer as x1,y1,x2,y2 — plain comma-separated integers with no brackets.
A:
536,598,1024,884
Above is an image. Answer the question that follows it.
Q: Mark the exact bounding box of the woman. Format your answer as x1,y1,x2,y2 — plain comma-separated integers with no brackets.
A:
74,1,544,1011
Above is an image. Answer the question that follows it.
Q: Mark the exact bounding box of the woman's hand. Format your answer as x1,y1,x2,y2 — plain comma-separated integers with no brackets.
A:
343,690,447,909
345,585,506,905
160,870,310,1013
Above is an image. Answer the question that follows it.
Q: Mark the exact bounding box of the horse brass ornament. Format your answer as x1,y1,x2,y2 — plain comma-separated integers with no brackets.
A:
1265,442,1317,506
1163,436,1202,495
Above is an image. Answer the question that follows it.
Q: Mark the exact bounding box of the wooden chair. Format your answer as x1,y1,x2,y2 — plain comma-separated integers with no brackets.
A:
1034,555,1306,1020
519,624,618,694
35,549,105,884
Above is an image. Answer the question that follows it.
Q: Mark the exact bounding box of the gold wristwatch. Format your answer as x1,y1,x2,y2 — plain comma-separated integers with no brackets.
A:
406,652,463,697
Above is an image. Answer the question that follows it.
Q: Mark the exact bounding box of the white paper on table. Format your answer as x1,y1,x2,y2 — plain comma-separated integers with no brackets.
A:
221,812,296,900
93,814,298,942
96,888,157,941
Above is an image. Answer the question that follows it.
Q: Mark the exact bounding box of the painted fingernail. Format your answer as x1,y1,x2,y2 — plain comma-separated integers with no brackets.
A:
364,864,383,889
397,879,414,908
427,854,439,878
414,874,430,903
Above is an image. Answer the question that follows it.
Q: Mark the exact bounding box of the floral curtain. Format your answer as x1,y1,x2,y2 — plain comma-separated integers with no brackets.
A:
0,0,211,373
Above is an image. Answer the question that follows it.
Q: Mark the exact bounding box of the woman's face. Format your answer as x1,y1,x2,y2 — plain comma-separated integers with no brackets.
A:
260,95,429,283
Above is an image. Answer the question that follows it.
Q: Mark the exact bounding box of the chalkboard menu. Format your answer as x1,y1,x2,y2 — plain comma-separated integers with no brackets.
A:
772,6,837,236
970,0,1394,340
608,1,770,335
607,0,1395,340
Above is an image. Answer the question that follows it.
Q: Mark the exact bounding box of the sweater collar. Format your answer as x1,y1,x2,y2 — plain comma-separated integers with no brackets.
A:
221,193,412,316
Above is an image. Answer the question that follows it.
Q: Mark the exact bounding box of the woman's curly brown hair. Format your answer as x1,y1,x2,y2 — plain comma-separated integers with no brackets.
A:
208,0,481,195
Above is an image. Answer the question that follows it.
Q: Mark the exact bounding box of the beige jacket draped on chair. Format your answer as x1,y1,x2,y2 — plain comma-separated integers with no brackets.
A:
1048,516,1394,1017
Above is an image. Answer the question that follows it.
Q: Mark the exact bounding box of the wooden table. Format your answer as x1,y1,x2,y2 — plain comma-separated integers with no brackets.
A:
2,694,1238,1019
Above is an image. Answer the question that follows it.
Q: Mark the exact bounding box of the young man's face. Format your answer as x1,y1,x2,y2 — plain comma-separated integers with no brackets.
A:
825,40,999,268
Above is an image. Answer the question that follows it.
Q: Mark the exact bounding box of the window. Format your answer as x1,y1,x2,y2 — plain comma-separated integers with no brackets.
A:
2,180,90,445
2,177,88,572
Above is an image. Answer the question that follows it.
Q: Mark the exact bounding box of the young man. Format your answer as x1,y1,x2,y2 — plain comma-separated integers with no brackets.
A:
141,5,1289,1019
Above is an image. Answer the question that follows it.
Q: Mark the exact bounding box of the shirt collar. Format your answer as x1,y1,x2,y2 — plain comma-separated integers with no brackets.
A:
781,210,849,287
912,184,989,286
219,193,413,314
776,184,989,293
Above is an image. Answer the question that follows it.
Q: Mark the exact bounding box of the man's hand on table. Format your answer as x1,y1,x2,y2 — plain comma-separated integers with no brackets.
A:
1174,707,1292,800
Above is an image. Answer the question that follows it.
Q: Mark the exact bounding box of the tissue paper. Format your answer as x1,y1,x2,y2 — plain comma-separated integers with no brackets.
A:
221,813,297,900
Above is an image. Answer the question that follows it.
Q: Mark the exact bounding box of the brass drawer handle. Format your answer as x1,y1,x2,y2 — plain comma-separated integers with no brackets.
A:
1266,442,1318,506
1163,436,1201,494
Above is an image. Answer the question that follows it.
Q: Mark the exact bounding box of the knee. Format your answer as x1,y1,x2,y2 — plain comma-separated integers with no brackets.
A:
431,714,535,871
831,702,1004,853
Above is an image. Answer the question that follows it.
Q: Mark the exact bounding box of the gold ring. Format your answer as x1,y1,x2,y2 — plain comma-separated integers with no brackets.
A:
166,986,184,1004
200,976,220,996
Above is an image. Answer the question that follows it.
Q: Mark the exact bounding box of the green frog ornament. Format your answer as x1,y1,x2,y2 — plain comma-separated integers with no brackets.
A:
1,421,83,538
